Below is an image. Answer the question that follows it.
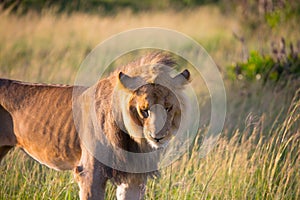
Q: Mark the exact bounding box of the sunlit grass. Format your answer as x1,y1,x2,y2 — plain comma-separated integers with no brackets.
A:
0,6,299,200
146,87,299,200
1,81,299,199
0,5,251,83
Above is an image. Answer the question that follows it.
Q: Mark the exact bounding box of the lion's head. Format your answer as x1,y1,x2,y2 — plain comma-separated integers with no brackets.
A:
116,68,190,149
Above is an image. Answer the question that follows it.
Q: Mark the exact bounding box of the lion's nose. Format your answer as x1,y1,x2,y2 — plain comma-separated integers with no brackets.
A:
149,104,167,134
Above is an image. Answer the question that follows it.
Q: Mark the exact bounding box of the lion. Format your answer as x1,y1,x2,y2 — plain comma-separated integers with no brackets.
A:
0,52,191,200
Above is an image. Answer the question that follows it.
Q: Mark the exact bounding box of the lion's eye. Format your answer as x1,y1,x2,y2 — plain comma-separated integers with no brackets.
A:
166,105,173,112
140,109,150,118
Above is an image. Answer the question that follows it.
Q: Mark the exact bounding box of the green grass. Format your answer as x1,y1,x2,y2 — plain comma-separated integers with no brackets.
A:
0,5,299,200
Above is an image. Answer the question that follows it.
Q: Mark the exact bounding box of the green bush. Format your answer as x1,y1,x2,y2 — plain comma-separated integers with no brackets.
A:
227,38,300,83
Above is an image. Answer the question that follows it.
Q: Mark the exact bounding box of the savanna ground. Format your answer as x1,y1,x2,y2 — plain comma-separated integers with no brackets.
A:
0,1,299,199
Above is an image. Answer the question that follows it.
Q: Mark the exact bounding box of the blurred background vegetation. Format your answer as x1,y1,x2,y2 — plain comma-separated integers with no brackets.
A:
0,0,299,199
1,0,299,83
1,0,300,17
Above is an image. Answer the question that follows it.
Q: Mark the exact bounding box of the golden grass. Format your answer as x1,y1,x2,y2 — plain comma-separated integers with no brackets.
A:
0,6,239,82
0,5,299,200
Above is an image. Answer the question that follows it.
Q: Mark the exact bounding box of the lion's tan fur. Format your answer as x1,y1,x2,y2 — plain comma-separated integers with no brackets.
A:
0,52,190,200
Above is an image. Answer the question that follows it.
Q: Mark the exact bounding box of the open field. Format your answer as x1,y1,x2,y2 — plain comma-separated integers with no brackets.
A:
0,4,299,200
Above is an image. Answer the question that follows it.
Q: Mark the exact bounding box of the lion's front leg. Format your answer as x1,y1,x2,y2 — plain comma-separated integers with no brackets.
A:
74,148,108,200
116,182,146,200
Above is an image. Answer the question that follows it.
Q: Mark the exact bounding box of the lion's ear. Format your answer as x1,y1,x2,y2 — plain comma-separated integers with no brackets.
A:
119,72,141,91
173,69,190,85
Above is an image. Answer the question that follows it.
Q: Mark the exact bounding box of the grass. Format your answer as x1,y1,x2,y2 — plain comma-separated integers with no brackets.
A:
0,5,299,200
145,83,299,200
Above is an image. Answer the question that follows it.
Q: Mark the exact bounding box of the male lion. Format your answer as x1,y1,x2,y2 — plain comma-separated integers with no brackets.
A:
0,53,191,200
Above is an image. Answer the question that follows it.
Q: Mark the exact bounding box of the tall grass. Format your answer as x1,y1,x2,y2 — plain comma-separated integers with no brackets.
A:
1,86,299,199
0,6,299,200
148,86,299,200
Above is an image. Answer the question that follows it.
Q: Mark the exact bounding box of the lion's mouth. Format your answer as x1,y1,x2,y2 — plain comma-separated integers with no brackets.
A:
145,132,166,147
149,135,165,143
